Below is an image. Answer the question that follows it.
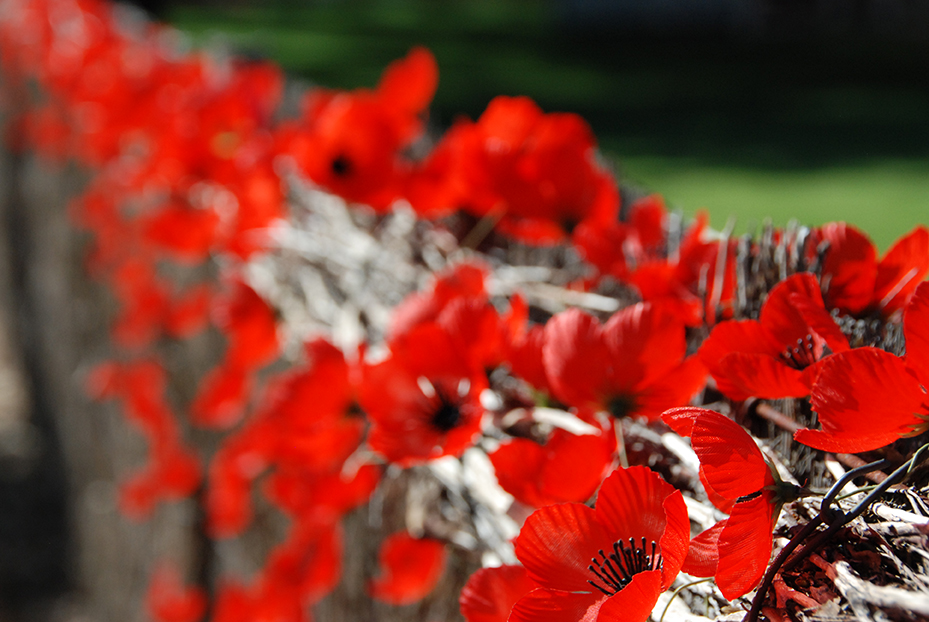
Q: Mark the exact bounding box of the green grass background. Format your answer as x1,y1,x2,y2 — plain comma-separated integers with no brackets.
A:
167,0,929,251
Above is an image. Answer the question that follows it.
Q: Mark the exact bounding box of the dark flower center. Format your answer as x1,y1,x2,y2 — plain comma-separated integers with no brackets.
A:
331,154,352,177
779,334,818,370
608,394,638,420
430,387,462,433
587,537,662,596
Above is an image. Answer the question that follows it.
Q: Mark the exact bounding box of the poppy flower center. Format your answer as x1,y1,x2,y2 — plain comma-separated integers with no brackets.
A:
587,537,662,596
331,154,353,177
779,334,818,370
430,388,462,433
607,394,638,420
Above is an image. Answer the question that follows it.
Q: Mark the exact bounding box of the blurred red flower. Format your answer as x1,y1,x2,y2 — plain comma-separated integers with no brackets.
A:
813,222,929,320
368,532,447,605
542,303,706,421
490,426,616,508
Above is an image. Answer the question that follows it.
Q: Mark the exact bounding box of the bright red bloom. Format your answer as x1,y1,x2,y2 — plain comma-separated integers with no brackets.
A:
542,303,706,421
699,272,850,401
573,197,736,327
510,466,689,622
814,222,929,319
281,47,438,211
368,532,447,605
460,565,536,622
359,327,485,466
490,426,616,508
794,281,929,453
412,96,619,243
662,407,800,600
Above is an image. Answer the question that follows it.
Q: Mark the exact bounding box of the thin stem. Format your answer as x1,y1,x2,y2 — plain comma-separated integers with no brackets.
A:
744,443,929,622
658,577,714,622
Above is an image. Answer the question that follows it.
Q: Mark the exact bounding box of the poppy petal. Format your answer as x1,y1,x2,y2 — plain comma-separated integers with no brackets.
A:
595,569,663,622
514,502,610,593
715,493,776,601
459,565,535,622
819,222,877,316
367,532,447,605
542,309,608,408
717,352,811,399
508,588,604,622
759,273,821,347
681,520,725,578
875,225,929,315
903,282,929,385
797,348,927,453
690,410,771,500
602,302,685,387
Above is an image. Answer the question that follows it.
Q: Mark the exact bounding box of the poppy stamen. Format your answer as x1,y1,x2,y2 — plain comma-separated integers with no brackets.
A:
430,386,462,432
587,538,662,596
779,334,818,370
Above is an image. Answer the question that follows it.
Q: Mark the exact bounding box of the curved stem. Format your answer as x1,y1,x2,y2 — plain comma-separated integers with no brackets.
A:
658,578,714,622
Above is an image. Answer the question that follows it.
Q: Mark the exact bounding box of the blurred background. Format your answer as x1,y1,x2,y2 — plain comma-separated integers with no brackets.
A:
148,0,929,249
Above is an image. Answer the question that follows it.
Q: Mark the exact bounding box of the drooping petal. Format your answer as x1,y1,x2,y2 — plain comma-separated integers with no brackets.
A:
797,348,927,453
459,565,535,622
690,409,771,500
514,503,611,593
715,493,776,601
367,532,447,605
875,225,929,316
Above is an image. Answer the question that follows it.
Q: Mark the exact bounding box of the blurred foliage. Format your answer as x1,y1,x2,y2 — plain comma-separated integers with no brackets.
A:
168,0,929,249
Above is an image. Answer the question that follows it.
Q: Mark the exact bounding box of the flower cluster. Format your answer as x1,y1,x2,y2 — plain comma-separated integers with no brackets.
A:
2,1,928,621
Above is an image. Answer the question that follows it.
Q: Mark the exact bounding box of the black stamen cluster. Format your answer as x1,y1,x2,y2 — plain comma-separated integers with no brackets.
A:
779,334,817,370
431,387,462,432
587,537,662,596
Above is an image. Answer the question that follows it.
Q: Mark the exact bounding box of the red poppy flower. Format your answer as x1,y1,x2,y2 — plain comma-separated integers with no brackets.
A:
368,532,447,605
794,281,929,453
699,272,849,401
490,426,616,508
460,564,536,622
662,407,803,600
414,96,619,243
509,466,689,622
359,340,484,466
542,303,706,421
814,222,929,319
281,47,437,211
573,197,735,327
